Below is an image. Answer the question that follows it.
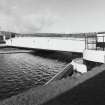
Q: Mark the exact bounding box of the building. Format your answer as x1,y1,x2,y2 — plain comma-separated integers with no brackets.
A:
0,31,6,44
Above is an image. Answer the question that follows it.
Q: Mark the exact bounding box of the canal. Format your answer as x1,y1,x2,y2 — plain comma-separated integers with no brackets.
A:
0,47,68,99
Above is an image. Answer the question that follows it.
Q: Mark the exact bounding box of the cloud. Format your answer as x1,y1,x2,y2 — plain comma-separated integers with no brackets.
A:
1,0,105,33
0,13,59,33
0,0,61,33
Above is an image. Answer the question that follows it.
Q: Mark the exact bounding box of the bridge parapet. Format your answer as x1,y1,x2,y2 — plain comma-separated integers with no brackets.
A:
6,37,85,53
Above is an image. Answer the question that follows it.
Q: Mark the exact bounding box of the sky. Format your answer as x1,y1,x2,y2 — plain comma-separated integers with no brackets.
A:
0,0,105,33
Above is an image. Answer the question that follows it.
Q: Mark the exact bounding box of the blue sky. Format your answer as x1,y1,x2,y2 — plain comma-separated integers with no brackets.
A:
0,0,105,33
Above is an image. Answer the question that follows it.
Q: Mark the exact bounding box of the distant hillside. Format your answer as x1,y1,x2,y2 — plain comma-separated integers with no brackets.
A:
1,31,105,38
16,32,97,38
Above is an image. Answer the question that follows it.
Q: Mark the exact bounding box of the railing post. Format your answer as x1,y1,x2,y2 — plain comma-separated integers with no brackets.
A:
85,35,87,49
96,35,97,50
87,35,88,50
103,36,104,51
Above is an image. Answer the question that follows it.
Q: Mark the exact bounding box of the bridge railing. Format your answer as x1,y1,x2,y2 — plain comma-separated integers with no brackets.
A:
85,35,105,51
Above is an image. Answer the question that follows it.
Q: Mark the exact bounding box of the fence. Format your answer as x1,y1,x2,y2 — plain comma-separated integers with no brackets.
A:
85,35,105,51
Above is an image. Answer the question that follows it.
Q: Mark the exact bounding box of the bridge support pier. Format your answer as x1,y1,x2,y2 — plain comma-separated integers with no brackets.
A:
83,59,102,70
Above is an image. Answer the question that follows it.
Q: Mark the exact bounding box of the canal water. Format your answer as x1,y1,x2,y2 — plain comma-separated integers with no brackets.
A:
0,48,67,99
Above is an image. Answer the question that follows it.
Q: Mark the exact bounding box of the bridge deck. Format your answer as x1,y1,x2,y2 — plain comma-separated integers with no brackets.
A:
6,37,85,53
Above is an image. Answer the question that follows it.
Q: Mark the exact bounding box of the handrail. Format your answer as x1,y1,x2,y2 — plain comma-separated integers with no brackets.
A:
85,35,105,51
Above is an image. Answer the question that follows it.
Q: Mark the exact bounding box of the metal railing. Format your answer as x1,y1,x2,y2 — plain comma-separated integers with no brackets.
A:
85,35,105,51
